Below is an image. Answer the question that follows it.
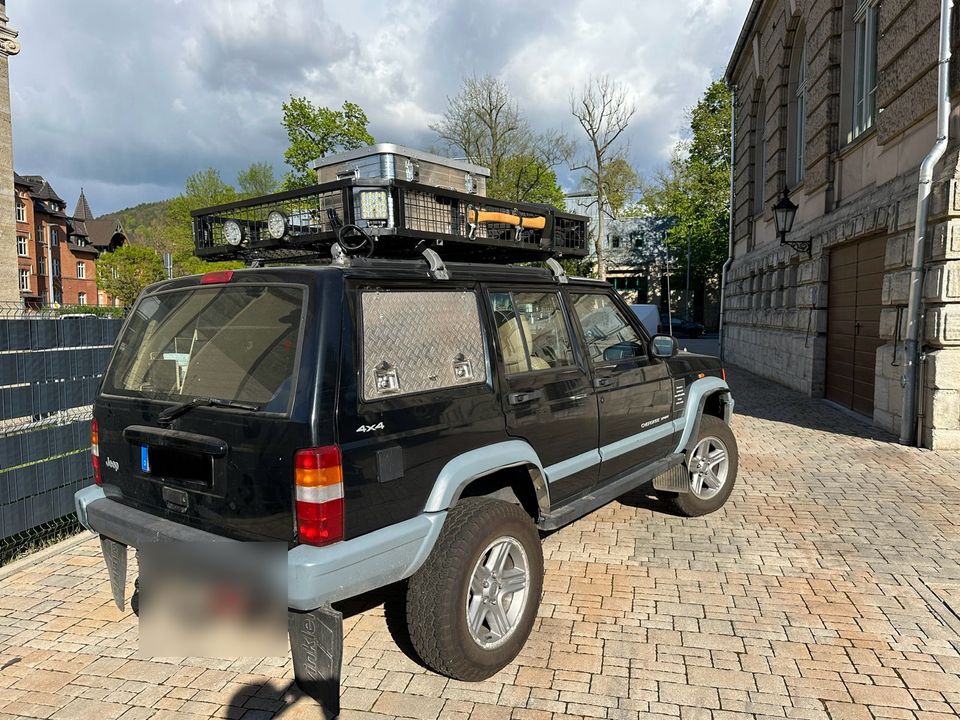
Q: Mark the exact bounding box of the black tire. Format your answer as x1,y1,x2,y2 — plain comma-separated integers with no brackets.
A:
406,497,543,681
668,415,738,517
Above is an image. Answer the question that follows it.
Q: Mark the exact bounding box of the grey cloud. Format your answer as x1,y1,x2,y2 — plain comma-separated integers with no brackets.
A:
9,0,751,215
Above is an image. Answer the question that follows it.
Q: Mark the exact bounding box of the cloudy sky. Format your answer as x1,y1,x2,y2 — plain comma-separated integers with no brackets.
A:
9,0,751,216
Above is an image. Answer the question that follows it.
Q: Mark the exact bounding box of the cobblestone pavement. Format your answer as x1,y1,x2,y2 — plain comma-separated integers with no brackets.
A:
1,368,960,720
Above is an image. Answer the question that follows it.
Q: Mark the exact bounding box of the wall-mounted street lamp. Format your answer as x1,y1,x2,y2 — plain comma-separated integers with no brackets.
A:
772,189,809,253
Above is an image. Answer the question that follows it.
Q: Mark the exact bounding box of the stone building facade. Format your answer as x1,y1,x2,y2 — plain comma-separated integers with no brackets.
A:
0,2,19,305
724,0,960,448
14,177,118,307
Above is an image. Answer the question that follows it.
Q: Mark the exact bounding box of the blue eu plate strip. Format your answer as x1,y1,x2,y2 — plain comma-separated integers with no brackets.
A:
141,446,151,473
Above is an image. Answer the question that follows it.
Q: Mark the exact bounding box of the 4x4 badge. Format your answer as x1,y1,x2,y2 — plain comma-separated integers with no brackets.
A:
356,422,385,433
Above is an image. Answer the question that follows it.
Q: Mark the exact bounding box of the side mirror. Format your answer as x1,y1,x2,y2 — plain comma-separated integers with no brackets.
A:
649,334,678,359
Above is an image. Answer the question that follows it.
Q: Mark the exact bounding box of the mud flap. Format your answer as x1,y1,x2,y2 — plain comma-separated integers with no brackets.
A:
99,535,128,610
288,605,343,719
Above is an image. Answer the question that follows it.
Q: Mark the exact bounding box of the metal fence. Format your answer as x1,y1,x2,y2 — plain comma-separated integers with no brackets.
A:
0,303,123,562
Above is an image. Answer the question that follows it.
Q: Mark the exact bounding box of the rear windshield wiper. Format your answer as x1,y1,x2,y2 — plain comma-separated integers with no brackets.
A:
158,397,261,424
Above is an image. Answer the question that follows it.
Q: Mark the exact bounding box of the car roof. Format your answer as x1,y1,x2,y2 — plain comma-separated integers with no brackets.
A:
149,259,609,293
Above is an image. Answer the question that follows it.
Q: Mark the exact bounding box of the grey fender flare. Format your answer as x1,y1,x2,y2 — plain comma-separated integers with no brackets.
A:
422,440,550,516
673,376,735,455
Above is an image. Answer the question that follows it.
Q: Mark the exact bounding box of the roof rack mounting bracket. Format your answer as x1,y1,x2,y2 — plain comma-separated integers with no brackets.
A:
330,242,350,267
422,247,449,281
546,258,568,284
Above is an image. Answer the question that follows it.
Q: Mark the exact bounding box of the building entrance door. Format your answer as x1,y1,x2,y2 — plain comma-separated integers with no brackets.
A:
825,235,885,416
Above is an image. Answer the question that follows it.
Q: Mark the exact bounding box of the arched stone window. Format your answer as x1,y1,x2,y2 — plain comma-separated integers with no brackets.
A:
787,24,807,187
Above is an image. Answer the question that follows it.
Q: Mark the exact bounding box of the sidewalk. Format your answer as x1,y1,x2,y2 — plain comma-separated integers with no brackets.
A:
1,367,959,719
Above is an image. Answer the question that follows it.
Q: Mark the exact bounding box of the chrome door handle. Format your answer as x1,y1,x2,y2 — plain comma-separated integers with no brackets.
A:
594,377,614,388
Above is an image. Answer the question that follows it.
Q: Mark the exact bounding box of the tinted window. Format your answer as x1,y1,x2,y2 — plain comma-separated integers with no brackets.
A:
571,292,645,364
360,290,487,401
104,285,304,412
490,291,575,374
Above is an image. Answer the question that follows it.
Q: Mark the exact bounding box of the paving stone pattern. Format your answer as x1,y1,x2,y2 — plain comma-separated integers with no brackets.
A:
1,368,959,719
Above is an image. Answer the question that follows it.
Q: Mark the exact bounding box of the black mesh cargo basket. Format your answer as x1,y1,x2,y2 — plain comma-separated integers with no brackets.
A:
191,178,588,264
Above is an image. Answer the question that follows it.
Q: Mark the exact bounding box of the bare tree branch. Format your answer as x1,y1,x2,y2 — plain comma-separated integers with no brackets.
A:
569,75,637,280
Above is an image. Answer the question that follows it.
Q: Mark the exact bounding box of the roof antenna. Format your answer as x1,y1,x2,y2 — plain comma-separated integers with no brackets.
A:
422,247,449,280
546,257,568,284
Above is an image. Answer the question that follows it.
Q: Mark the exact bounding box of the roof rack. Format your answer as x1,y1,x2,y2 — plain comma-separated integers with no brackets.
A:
190,177,588,266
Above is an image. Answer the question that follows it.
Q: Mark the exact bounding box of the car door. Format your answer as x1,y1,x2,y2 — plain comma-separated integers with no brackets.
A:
569,288,677,484
487,287,599,505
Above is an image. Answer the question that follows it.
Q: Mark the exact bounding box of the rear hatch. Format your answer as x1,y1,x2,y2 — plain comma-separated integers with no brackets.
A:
96,274,327,542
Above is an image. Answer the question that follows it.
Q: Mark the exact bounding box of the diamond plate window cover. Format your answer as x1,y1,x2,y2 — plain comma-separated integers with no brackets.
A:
360,290,487,401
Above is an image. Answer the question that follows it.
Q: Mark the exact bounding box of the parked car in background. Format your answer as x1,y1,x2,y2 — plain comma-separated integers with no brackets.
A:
659,313,706,338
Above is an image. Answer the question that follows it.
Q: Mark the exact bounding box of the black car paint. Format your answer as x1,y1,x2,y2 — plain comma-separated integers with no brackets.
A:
93,260,725,547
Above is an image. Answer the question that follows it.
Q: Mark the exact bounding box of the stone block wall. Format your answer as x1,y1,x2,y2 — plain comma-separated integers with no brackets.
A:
725,0,960,448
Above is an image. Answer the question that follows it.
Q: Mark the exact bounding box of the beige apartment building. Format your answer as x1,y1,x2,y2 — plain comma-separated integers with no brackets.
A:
724,0,960,448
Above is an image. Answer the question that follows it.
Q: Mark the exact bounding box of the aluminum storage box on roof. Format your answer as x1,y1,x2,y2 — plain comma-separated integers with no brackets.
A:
312,143,491,196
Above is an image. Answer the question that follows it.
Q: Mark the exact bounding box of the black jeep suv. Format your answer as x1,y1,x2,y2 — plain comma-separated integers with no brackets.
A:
75,255,735,712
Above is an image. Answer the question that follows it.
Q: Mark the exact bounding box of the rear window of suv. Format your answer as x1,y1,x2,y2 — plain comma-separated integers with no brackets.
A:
103,284,305,413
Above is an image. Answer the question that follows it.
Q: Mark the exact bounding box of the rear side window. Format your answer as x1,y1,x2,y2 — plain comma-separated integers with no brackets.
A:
103,285,304,412
489,291,575,375
360,290,487,401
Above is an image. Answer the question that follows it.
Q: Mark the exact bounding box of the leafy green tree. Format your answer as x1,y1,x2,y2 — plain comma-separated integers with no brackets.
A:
96,245,166,306
164,168,244,276
492,154,567,208
641,80,731,282
237,162,279,197
281,98,374,189
579,157,640,217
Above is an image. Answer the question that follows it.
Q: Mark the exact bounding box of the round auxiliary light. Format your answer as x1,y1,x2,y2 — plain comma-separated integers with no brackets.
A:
223,220,243,247
267,210,288,240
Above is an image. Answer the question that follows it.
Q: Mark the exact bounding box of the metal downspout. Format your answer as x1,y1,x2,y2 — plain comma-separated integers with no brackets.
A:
720,85,736,363
900,0,953,446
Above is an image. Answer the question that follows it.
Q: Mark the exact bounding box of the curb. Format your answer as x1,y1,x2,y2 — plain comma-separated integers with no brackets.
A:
0,530,95,580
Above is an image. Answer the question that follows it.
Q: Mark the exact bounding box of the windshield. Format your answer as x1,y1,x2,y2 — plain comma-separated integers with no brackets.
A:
103,284,305,413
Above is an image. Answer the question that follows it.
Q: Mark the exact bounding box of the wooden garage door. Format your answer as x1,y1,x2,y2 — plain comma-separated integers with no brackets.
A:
825,236,885,416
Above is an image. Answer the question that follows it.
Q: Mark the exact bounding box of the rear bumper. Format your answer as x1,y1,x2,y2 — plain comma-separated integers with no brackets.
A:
75,485,446,611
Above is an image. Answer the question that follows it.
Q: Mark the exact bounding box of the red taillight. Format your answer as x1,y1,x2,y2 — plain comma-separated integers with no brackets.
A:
200,270,234,285
722,368,727,382
91,417,101,486
294,446,343,546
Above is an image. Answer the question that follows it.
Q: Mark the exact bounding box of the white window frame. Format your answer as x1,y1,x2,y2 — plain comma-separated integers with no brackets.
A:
15,199,26,223
49,226,59,246
19,268,29,292
52,258,61,277
76,260,85,279
852,0,879,140
16,235,27,256
78,292,87,306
